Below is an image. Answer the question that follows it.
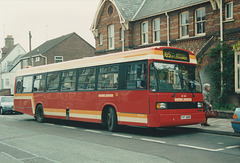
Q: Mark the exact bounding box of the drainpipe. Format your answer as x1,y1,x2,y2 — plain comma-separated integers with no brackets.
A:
165,12,170,46
220,0,223,94
39,54,47,65
122,28,125,52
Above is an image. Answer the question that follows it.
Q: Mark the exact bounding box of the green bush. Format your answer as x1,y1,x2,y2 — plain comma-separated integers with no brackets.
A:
207,42,235,110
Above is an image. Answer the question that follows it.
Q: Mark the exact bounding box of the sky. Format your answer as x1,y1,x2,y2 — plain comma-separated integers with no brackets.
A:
0,0,99,52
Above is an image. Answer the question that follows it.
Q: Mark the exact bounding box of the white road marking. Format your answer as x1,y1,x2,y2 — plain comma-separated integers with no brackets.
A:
112,134,132,139
140,138,166,144
44,123,55,126
61,126,76,129
0,142,59,163
178,144,225,152
85,129,101,133
0,124,9,128
226,145,240,149
1,152,22,162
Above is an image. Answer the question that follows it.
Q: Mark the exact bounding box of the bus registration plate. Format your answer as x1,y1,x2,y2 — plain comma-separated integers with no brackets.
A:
181,115,191,120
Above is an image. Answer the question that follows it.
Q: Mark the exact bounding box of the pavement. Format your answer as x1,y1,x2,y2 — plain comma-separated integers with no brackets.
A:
180,118,240,137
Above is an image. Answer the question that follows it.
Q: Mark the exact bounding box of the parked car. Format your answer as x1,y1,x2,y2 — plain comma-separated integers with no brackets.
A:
0,96,14,115
231,108,240,133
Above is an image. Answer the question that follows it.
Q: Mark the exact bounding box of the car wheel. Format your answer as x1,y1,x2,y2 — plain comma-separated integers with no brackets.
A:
107,107,118,132
0,108,4,115
35,105,45,123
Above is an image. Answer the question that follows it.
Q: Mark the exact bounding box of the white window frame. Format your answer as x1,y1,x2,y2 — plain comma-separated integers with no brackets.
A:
54,56,63,63
153,18,160,43
235,51,240,93
141,21,149,45
108,25,114,50
180,11,189,38
195,8,206,36
35,56,40,62
225,2,233,20
99,33,103,45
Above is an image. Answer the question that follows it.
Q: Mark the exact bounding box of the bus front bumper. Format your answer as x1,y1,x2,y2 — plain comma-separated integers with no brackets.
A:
148,112,205,127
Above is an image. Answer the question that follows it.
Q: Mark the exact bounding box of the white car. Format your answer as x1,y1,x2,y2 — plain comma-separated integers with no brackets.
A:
0,96,14,115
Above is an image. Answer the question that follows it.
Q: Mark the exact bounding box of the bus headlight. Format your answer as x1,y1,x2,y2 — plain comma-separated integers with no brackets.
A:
197,102,203,108
156,103,167,110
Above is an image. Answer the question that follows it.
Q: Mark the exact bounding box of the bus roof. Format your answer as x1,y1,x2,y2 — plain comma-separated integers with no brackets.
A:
16,46,197,76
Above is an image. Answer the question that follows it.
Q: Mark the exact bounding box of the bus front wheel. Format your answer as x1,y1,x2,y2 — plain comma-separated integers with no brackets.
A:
107,107,118,132
35,105,45,123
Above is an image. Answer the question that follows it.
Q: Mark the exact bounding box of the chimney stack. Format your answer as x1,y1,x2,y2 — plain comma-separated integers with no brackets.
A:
5,35,14,48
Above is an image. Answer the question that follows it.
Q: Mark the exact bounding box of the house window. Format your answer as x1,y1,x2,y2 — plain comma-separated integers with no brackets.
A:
142,21,148,44
180,12,189,38
235,51,240,93
54,56,63,63
99,33,103,45
225,2,233,19
153,18,160,43
108,25,114,50
35,57,40,62
196,8,206,35
5,79,9,87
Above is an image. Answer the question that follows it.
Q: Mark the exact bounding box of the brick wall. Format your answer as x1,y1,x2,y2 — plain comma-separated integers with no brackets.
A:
45,34,95,64
95,0,240,57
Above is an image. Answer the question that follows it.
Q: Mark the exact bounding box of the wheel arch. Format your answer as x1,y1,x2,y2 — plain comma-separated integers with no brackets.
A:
35,102,44,116
101,103,118,126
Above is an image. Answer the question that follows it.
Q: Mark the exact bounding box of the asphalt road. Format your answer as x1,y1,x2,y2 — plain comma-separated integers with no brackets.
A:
0,114,239,163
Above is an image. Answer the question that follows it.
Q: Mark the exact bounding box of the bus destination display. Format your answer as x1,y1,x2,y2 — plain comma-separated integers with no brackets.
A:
163,49,189,62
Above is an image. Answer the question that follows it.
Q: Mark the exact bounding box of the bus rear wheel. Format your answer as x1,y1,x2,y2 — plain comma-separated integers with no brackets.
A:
35,105,45,123
107,107,118,132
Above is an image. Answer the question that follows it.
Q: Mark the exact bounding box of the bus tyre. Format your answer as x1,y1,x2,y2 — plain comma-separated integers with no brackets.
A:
35,105,45,123
107,107,118,132
0,108,4,115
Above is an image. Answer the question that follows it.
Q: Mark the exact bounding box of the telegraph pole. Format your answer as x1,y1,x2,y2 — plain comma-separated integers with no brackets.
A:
29,31,32,66
220,0,223,94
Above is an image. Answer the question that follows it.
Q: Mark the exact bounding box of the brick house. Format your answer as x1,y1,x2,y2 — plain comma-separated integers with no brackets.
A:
21,32,95,68
91,0,240,101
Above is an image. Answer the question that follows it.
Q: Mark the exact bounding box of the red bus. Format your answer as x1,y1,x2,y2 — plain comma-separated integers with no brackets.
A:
14,46,205,131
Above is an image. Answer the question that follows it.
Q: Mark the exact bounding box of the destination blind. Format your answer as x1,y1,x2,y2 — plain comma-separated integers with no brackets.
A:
163,49,190,62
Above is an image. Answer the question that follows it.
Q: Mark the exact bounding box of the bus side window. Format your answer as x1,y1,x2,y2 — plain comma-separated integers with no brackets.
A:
16,77,23,93
61,70,76,91
126,62,147,89
97,65,118,90
46,72,60,91
33,74,45,92
78,68,96,91
22,76,33,93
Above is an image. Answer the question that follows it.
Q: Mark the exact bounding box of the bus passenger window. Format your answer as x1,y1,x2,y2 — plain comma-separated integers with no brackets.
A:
16,77,22,93
78,68,96,91
97,65,118,90
61,70,76,91
33,74,45,92
46,72,60,91
126,63,146,89
22,76,33,93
